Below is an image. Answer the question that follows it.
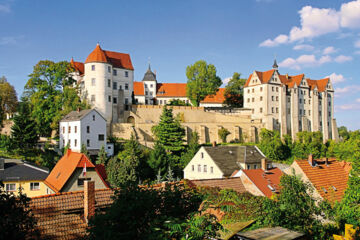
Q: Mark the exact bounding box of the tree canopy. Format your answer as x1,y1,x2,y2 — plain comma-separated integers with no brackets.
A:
0,76,18,115
186,60,222,106
224,72,246,107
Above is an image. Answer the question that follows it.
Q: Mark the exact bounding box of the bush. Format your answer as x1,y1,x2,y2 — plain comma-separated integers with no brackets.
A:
218,127,230,143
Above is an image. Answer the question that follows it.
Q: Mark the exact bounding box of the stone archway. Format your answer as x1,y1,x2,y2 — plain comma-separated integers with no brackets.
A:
127,116,135,125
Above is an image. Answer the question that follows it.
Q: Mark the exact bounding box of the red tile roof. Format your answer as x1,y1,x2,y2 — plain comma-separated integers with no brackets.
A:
84,44,134,70
244,69,275,87
70,58,84,75
133,81,145,96
201,88,225,104
45,150,97,193
188,177,247,193
242,168,283,198
156,83,187,97
29,188,115,239
295,159,351,203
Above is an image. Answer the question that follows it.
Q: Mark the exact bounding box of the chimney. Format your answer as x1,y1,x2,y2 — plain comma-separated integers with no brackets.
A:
308,154,315,167
84,181,95,223
212,141,217,147
261,158,267,171
324,157,329,166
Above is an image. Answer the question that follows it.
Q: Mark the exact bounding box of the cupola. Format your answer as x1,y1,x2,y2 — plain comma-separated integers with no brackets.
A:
85,43,108,64
142,64,157,82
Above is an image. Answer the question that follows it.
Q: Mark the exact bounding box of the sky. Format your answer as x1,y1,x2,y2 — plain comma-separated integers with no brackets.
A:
0,0,359,129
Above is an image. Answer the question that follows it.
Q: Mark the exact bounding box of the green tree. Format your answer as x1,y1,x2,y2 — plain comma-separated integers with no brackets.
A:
338,126,350,140
292,131,326,159
10,100,38,153
218,127,231,143
152,106,185,159
81,144,90,158
224,72,246,107
180,131,200,169
258,129,291,161
0,183,38,239
167,99,191,106
147,142,169,177
186,60,222,106
0,76,18,116
96,145,108,165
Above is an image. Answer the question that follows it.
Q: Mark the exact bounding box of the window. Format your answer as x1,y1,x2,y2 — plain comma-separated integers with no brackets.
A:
98,134,105,141
77,178,91,187
252,98,254,102
252,109,254,114
247,164,251,169
201,152,204,158
119,85,122,90
272,107,274,113
272,96,274,101
91,95,95,102
198,164,201,172
329,102,331,106
210,167,213,173
125,83,129,90
299,110,302,115
113,97,117,104
145,99,148,104
247,98,250,103
68,126,71,133
204,165,207,173
276,107,278,113
75,139,77,147
92,115,95,121
6,183,16,192
260,108,263,113
309,110,311,115
288,108,290,114
260,87,263,92
254,164,257,169
145,91,148,96
113,82,117,90
113,69,117,76
276,96,278,101
160,100,163,104
247,89,250,93
260,96,263,101
309,100,311,104
149,92,153,96
108,66,111,73
276,87,279,92
108,95,111,102
87,139,90,147
272,86,274,91
125,71,129,77
252,88,254,93
125,98,129,104
164,100,167,104
30,182,40,191
108,79,111,87
75,126,77,133
329,112,331,117
303,110,306,116
192,165,194,171
91,65,95,71
87,126,90,133
91,78,96,86
62,127,65,134
299,99,302,103
288,98,290,103
150,84,153,88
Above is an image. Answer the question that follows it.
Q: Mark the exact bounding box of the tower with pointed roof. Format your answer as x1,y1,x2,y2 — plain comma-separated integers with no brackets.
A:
243,60,338,142
141,64,157,105
73,43,134,124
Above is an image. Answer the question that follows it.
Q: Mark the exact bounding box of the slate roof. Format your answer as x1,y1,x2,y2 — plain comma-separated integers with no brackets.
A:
60,109,105,122
295,159,351,203
0,159,49,182
203,146,267,176
29,188,115,240
142,66,157,81
188,177,247,193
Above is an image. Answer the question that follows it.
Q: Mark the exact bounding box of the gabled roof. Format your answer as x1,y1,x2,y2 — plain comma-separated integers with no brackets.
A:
70,58,84,75
45,150,96,193
84,44,134,70
133,81,145,96
60,109,106,122
242,168,283,198
294,159,351,202
156,83,187,97
201,88,225,104
203,146,267,177
0,159,49,182
244,69,275,87
188,177,247,193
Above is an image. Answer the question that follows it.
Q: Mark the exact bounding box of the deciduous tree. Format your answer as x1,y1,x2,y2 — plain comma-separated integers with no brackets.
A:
0,76,18,116
224,72,246,107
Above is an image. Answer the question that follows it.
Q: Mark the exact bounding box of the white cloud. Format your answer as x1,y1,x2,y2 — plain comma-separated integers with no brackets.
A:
336,104,360,111
335,85,360,94
334,55,353,63
0,36,20,45
357,98,360,102
340,0,360,28
323,46,337,55
279,54,332,70
327,73,346,84
293,44,314,51
0,4,10,13
354,39,360,48
222,77,231,85
260,1,360,47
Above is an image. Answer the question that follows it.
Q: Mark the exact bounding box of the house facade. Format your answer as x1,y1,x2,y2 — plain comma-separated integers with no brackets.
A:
59,109,111,155
243,60,339,142
0,158,50,197
183,145,271,180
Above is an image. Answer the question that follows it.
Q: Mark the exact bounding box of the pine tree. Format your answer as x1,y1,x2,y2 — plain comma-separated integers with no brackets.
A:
156,169,163,184
152,106,185,154
147,142,169,177
96,145,108,165
11,100,38,152
166,166,175,182
81,144,89,158
180,131,200,168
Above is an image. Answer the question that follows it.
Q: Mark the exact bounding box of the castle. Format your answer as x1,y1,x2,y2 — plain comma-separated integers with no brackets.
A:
70,44,338,143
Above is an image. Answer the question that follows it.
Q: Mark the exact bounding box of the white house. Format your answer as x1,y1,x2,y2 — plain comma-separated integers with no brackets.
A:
183,145,270,180
59,109,112,155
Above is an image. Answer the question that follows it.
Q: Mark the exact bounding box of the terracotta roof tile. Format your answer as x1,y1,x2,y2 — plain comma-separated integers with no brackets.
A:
242,168,283,198
188,177,247,193
295,159,350,202
85,44,108,64
70,58,84,76
133,81,145,96
201,88,225,104
44,150,96,193
156,83,187,97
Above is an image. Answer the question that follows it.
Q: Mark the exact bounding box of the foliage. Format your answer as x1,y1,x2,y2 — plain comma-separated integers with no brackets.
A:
258,129,291,161
329,130,360,162
224,72,246,107
180,131,200,169
0,183,38,239
167,99,191,106
87,182,218,240
23,60,88,136
218,127,231,143
292,131,326,159
338,126,350,140
185,60,222,106
81,144,89,158
0,76,18,116
96,145,108,165
10,100,39,153
152,106,185,160
147,142,169,177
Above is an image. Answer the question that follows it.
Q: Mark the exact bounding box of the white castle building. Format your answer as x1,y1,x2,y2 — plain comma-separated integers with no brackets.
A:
243,60,338,142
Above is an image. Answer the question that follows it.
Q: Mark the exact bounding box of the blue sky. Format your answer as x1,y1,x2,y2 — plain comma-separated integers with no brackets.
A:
0,0,359,129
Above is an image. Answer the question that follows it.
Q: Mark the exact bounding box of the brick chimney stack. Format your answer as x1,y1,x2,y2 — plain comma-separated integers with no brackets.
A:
308,154,315,166
261,158,267,171
84,181,95,223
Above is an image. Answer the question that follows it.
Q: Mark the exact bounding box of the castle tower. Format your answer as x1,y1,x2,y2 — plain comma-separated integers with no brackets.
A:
142,64,157,105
